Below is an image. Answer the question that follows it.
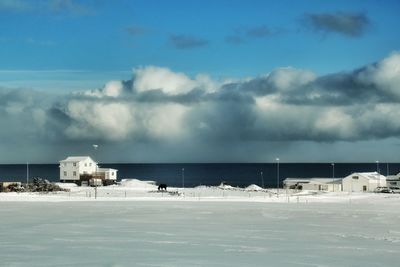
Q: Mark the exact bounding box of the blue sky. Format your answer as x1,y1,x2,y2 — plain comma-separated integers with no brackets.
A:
1,0,400,163
1,0,399,82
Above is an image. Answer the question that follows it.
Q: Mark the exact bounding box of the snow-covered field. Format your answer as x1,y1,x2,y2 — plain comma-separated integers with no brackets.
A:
1,180,400,266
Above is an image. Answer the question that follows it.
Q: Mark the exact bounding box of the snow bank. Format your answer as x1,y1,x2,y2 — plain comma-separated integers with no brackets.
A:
245,184,263,191
118,179,157,190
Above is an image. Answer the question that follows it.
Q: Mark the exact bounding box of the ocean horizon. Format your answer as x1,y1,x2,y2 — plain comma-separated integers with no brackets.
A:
1,162,398,187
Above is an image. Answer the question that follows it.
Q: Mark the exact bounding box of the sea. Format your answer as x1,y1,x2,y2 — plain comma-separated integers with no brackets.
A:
0,163,398,187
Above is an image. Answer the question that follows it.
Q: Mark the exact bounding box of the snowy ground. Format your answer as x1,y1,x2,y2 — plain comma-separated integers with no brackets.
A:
1,180,400,266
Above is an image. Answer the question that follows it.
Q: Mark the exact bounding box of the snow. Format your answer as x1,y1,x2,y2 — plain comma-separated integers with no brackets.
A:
245,184,264,191
1,181,400,266
118,178,157,190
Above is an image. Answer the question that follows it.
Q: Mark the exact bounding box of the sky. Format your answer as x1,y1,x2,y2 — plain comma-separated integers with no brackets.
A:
1,0,400,163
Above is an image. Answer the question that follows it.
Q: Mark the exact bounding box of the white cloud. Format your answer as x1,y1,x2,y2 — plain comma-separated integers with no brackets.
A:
266,67,316,91
358,52,400,97
314,108,356,139
65,100,134,141
140,103,190,140
133,66,196,95
82,80,124,98
3,52,400,162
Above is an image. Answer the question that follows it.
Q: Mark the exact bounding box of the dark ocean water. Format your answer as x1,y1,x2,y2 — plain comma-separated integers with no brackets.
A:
0,163,399,187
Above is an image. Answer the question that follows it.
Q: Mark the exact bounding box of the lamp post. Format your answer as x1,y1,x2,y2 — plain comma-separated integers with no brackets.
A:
331,163,335,192
26,162,29,186
260,171,264,188
276,158,280,197
387,163,389,176
182,168,185,189
93,144,99,172
376,160,380,187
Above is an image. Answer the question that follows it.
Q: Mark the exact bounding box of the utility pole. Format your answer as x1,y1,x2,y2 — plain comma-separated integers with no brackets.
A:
26,162,29,187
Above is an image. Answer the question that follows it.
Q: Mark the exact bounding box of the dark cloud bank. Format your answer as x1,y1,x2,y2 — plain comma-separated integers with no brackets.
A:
304,12,370,37
169,34,209,49
1,53,400,162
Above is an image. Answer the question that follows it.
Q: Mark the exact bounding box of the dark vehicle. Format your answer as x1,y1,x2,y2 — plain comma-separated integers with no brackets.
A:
375,187,394,193
389,187,400,194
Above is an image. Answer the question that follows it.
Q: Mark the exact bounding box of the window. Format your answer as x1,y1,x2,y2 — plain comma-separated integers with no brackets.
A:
73,171,77,176
85,163,87,167
73,163,77,167
63,171,67,176
89,163,92,166
112,172,114,176
352,176,359,180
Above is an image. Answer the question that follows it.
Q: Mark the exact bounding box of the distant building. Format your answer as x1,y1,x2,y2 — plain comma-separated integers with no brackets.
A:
386,173,400,188
59,156,117,186
283,178,342,192
342,172,386,192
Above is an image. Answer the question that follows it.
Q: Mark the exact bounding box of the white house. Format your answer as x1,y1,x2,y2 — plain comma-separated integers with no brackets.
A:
342,172,386,192
59,156,117,185
59,156,97,182
283,178,342,192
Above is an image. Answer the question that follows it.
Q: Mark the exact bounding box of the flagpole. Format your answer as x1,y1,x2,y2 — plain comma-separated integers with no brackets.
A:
26,162,29,186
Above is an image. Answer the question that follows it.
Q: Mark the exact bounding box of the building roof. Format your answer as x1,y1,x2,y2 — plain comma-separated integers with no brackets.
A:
59,156,96,163
284,178,342,185
97,168,118,172
386,175,399,181
347,172,386,181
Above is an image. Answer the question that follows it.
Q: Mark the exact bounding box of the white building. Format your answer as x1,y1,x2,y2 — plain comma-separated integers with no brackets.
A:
386,173,400,188
342,172,386,192
283,178,342,192
59,156,117,185
97,168,118,181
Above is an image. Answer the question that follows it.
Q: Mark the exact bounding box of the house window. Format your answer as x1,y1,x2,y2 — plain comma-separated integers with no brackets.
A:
64,171,67,176
85,163,87,167
352,176,359,180
89,163,92,166
112,172,114,176
73,163,77,167
73,171,77,176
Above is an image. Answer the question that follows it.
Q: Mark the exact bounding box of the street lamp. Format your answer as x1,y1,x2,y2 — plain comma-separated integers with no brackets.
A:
182,168,185,189
26,162,29,187
260,171,264,188
376,160,380,187
331,163,335,192
387,163,389,176
276,158,280,197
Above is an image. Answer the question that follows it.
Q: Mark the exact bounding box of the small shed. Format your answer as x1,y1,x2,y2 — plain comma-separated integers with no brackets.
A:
342,172,386,192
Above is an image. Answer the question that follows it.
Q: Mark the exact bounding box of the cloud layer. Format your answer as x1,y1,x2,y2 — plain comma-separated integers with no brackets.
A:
0,0,93,15
1,52,400,162
304,12,369,37
169,34,209,49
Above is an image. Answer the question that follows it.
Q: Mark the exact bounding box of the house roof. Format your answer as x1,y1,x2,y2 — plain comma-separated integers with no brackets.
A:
59,156,96,163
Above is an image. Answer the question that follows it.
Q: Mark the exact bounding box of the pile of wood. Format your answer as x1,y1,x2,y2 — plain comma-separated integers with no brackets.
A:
0,182,24,193
27,177,68,192
0,178,68,193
